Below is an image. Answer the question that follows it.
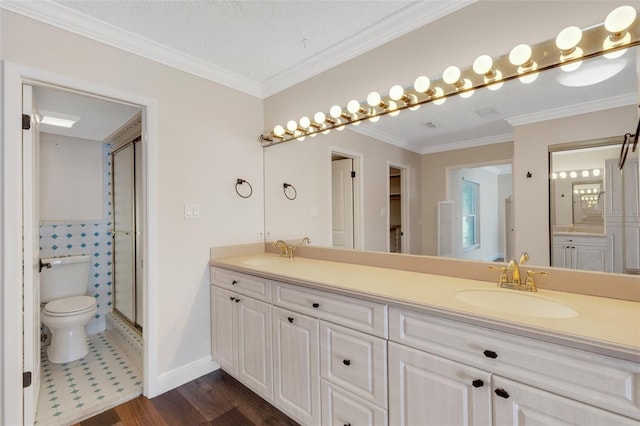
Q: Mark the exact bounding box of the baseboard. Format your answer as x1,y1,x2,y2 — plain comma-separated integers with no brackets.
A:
154,356,219,396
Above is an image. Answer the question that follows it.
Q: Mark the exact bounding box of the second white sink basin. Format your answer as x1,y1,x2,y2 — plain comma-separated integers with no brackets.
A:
454,288,578,319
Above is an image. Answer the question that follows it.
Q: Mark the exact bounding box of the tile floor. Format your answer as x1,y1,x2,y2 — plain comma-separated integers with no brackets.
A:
35,332,143,426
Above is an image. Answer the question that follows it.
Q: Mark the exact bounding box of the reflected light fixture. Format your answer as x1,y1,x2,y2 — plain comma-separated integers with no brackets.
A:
559,172,567,179
603,5,637,59
569,171,578,178
593,169,601,177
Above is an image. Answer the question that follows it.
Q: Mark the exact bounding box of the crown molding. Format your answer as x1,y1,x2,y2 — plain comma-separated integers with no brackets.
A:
261,0,476,98
421,133,514,154
348,124,422,154
1,0,475,99
506,93,637,127
0,0,263,97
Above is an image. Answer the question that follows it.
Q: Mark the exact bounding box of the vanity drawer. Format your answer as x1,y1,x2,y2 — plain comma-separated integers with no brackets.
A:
272,281,387,337
211,267,271,302
321,380,388,426
320,321,387,407
389,307,640,420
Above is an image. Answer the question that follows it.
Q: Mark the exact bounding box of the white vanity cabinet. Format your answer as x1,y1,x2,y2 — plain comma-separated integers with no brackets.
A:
388,341,492,426
552,234,612,272
210,270,273,401
492,376,638,426
272,306,321,426
389,307,640,423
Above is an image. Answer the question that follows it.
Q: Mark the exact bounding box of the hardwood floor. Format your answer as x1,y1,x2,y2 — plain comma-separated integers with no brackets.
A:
74,370,299,426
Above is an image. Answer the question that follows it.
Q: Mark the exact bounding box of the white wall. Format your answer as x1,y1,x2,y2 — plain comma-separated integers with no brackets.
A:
39,133,104,221
497,174,512,259
1,9,264,391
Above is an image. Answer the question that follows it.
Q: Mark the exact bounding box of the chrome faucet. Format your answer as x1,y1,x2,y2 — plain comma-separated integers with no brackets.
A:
273,240,294,259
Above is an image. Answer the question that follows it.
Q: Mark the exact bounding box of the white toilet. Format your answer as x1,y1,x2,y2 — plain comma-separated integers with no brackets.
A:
40,255,97,364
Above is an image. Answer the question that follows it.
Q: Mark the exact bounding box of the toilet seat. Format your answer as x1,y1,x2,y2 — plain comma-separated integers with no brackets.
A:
43,295,96,317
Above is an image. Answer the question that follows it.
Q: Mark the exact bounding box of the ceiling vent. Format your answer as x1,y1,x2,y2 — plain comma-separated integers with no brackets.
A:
422,121,439,129
475,107,501,119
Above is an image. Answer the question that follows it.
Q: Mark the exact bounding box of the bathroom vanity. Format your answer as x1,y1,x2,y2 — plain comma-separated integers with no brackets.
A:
210,253,640,426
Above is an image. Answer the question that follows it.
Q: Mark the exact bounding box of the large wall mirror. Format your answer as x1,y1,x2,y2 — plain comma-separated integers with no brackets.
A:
263,8,639,277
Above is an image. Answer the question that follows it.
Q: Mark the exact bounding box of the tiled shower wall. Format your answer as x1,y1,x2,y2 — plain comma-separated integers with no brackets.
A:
39,144,113,333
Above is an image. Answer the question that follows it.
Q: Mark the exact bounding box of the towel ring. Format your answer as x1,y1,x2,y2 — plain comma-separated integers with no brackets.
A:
235,178,253,199
283,183,297,200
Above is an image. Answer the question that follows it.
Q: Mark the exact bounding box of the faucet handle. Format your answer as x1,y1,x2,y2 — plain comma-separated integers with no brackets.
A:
488,265,509,284
525,270,547,290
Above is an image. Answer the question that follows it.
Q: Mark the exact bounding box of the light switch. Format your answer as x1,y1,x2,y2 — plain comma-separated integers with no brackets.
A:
184,203,200,219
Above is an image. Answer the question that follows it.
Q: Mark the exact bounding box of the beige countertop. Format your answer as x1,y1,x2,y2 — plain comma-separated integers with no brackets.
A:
211,253,640,363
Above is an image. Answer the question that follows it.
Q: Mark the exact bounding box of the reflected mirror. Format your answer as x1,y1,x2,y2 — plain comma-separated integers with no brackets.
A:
264,41,638,274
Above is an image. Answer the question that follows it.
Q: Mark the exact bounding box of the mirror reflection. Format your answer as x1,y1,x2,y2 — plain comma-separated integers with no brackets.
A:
264,46,638,275
550,141,639,273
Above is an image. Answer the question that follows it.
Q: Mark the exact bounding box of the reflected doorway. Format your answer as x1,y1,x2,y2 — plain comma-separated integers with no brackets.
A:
331,151,362,249
388,164,408,253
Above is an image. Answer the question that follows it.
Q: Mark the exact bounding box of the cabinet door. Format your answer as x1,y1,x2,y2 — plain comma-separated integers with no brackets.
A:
237,296,272,401
389,342,492,426
321,380,388,426
573,244,607,272
273,306,321,426
211,286,237,376
551,244,570,268
493,376,638,426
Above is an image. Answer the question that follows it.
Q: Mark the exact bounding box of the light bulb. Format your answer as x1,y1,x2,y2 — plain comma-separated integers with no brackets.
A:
367,92,381,107
407,94,420,111
432,87,446,105
443,66,461,85
389,85,405,101
518,71,538,84
593,169,601,177
559,171,567,179
556,26,582,53
473,55,494,75
286,120,298,132
347,100,362,114
551,172,558,179
582,170,590,177
570,171,578,178
486,70,504,90
574,189,579,194
296,135,306,142
273,125,285,137
414,76,431,93
509,44,532,66
388,100,400,117
314,112,326,124
560,60,583,72
299,116,310,129
605,5,637,34
458,79,474,98
329,105,343,118
580,189,585,194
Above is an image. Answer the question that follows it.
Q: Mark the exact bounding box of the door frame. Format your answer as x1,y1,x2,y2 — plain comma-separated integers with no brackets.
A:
387,161,410,253
2,61,160,425
328,146,364,250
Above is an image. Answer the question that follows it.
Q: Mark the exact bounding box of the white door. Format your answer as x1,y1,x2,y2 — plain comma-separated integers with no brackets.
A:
112,144,136,324
22,84,41,425
331,158,354,249
211,287,238,376
389,342,492,426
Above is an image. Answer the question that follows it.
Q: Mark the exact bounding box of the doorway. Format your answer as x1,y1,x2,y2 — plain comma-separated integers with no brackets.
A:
388,164,409,253
330,150,362,249
28,84,144,424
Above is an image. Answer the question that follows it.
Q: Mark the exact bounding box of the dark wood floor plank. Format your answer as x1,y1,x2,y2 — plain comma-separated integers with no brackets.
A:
78,370,297,426
114,395,170,426
150,388,208,425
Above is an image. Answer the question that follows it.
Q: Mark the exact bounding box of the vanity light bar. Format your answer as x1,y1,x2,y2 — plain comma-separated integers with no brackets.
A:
261,5,639,146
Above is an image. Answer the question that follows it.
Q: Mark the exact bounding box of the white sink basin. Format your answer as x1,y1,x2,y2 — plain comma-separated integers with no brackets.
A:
454,289,578,319
242,257,289,266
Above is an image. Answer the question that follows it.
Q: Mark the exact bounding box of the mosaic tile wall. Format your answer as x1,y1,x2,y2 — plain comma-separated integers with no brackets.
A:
39,144,113,333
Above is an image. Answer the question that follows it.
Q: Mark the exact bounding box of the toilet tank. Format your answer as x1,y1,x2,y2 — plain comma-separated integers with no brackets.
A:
40,255,91,302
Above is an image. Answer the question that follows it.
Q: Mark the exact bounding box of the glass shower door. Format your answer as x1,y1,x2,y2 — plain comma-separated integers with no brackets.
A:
112,144,136,325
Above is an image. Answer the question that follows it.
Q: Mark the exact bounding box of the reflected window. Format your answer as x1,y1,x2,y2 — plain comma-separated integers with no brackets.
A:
462,180,480,249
